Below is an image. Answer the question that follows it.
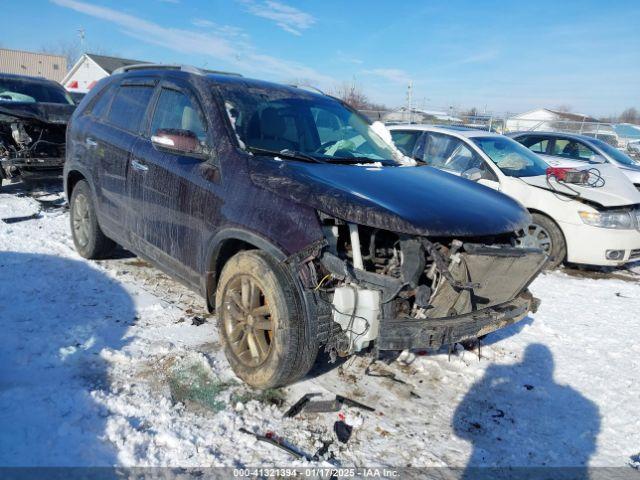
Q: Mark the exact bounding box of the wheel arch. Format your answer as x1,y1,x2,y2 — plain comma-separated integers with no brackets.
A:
203,228,288,312
526,208,568,264
65,168,92,202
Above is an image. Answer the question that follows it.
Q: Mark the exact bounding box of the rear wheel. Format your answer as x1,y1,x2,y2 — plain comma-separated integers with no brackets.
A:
216,250,317,388
517,213,566,269
69,180,115,259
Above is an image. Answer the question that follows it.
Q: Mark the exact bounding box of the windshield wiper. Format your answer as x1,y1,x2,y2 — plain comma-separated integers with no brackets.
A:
247,146,324,163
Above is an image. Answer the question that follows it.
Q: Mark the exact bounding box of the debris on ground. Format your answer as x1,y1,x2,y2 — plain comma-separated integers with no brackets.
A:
284,393,375,417
333,420,353,444
239,427,311,460
283,393,322,418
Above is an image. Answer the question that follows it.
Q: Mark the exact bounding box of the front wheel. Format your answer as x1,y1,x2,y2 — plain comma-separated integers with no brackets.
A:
216,250,317,388
69,180,115,259
517,213,566,270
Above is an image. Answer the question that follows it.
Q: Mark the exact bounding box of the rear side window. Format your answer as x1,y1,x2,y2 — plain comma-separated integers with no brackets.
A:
518,136,549,154
150,88,207,141
390,130,422,156
107,85,154,134
89,84,116,119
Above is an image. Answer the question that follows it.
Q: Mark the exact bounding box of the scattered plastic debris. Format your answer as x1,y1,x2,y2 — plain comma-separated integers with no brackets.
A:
239,427,311,460
333,420,353,443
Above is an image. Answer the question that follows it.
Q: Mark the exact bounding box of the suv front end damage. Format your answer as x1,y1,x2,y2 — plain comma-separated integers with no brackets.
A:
293,218,545,357
0,103,74,183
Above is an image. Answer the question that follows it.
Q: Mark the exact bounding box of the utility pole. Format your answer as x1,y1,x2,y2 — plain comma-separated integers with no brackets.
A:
78,28,85,54
406,81,413,123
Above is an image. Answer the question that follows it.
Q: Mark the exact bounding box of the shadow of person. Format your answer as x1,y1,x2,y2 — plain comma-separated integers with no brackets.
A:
453,344,600,478
0,252,135,466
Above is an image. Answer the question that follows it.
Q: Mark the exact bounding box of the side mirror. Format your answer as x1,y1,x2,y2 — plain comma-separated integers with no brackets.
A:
151,128,205,157
589,154,606,164
462,167,483,181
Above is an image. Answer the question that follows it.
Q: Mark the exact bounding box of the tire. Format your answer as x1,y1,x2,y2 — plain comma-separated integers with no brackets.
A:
69,180,115,259
519,213,566,270
216,250,317,388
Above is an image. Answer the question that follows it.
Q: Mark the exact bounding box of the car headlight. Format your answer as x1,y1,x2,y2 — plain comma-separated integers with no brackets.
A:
578,209,634,229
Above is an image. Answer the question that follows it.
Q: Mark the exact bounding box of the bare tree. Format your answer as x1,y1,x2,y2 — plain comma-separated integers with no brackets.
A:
619,107,639,124
331,80,372,110
554,104,573,113
40,39,82,69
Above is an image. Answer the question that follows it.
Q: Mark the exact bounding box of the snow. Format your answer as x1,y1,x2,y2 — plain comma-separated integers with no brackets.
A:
1,187,639,469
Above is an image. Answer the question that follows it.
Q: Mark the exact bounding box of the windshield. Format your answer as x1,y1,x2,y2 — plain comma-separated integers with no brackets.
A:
217,83,402,165
589,138,639,166
0,78,73,104
473,136,549,177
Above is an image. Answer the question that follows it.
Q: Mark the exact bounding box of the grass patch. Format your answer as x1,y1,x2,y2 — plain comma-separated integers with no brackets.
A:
231,388,286,407
168,361,235,413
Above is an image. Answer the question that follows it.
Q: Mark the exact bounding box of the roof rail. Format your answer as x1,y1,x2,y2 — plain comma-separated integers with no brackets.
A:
112,63,242,77
289,84,326,96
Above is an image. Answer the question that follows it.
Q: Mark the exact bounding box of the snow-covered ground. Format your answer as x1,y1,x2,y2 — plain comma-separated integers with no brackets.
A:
1,185,639,470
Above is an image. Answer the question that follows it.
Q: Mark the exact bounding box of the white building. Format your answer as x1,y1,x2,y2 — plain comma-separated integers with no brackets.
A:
62,53,147,93
506,108,598,132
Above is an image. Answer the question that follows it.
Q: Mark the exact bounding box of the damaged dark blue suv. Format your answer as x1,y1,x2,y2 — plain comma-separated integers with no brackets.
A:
65,65,545,388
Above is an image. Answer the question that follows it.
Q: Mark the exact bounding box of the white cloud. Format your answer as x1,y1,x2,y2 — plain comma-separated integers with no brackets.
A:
362,68,411,86
336,50,363,65
51,0,331,85
191,18,215,28
240,0,315,36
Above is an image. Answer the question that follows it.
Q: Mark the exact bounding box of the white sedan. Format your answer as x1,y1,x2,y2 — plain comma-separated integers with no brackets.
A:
388,125,640,268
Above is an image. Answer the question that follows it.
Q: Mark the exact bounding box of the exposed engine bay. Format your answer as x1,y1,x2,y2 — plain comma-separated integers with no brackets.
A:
292,214,546,358
0,104,71,183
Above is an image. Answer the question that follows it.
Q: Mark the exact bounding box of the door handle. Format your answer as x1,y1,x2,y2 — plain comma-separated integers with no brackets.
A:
131,159,149,172
85,137,98,148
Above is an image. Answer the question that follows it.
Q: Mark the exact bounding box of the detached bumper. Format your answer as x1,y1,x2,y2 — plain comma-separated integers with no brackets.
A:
377,291,538,351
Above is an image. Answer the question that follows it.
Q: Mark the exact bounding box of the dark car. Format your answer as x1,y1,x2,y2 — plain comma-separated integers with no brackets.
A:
0,73,76,187
64,64,545,388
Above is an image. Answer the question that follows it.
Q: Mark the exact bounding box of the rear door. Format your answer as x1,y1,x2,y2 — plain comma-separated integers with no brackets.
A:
89,78,156,240
128,78,220,285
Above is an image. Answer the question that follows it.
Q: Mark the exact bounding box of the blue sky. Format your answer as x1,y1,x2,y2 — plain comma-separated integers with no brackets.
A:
2,0,639,116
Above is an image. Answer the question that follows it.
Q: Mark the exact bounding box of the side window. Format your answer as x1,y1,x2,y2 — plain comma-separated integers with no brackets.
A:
106,85,155,134
425,133,495,180
88,84,116,119
150,88,207,142
311,107,343,145
422,132,459,165
390,130,422,157
553,139,596,160
519,136,549,154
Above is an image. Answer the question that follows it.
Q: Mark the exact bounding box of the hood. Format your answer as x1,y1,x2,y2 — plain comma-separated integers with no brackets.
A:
0,102,76,125
249,158,531,237
521,163,640,207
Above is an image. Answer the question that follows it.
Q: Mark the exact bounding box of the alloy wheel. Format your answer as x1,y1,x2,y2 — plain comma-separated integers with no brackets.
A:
517,223,553,253
222,275,274,367
72,193,91,248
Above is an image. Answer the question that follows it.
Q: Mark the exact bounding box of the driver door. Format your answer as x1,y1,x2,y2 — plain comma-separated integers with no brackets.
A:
128,79,218,285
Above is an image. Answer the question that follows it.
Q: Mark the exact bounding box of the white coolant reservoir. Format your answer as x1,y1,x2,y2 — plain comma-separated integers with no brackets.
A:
332,286,381,353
